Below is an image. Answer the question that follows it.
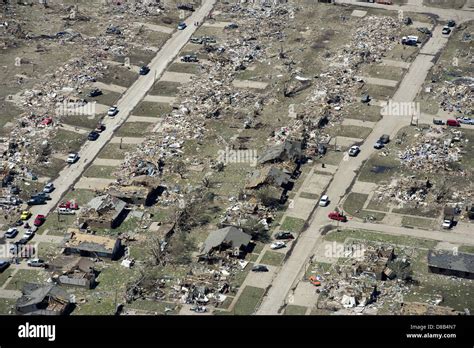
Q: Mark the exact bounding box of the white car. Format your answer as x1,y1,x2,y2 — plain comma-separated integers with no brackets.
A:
319,195,329,207
22,229,35,240
348,145,360,157
27,258,45,267
43,182,55,193
66,153,79,164
107,106,119,117
270,241,286,250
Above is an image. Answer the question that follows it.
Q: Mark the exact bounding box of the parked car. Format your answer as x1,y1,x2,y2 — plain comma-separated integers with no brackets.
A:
442,26,451,35
190,36,202,44
95,123,105,133
22,229,35,240
379,134,390,144
319,195,329,207
32,192,50,201
4,228,18,238
27,197,46,205
447,119,460,127
224,23,238,30
447,20,456,27
43,182,55,193
457,117,473,125
348,145,360,157
177,22,187,30
181,54,199,63
252,265,269,272
202,36,216,44
374,140,384,149
67,152,79,164
20,211,31,220
33,214,46,227
139,66,150,75
417,27,432,35
58,207,75,215
17,237,29,245
433,118,445,125
328,211,347,222
88,88,102,97
274,231,294,240
270,241,286,250
0,260,10,273
401,35,418,46
59,201,79,210
27,258,45,268
87,131,100,141
107,105,119,117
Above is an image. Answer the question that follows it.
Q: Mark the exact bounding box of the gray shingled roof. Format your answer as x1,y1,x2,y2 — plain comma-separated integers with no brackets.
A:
16,283,69,309
202,226,251,254
428,250,474,273
257,140,302,165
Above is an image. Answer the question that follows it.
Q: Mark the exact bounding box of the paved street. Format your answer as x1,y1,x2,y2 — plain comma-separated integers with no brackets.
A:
11,0,216,238
256,4,472,314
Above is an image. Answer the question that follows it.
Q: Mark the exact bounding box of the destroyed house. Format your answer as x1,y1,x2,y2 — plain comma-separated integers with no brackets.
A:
79,194,127,228
201,226,251,256
16,283,71,315
257,139,302,166
62,230,121,260
47,256,96,289
245,166,291,189
428,250,474,279
107,185,160,206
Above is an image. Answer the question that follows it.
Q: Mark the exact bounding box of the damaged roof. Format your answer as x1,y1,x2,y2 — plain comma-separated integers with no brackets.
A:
246,166,291,189
201,226,251,254
257,139,302,165
428,250,474,274
16,283,69,309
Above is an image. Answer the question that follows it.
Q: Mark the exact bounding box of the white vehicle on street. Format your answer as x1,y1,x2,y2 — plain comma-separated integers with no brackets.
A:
107,105,119,117
319,195,329,207
270,241,286,250
348,145,360,157
66,153,79,164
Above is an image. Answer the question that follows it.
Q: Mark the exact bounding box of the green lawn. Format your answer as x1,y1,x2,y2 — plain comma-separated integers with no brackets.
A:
115,122,155,137
0,268,14,287
284,304,307,315
150,81,181,96
49,129,85,154
5,269,48,290
232,286,265,315
401,216,437,230
0,298,16,315
131,101,172,117
279,216,306,233
260,251,285,267
98,143,136,159
324,229,438,249
83,165,117,179
343,192,386,221
167,62,200,74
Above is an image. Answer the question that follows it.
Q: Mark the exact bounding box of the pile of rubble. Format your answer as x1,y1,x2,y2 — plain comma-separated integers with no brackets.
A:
437,79,474,115
398,127,467,174
316,243,412,314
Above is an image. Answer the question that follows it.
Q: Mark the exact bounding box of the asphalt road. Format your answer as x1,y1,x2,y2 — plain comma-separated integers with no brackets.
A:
256,14,460,314
8,0,216,240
